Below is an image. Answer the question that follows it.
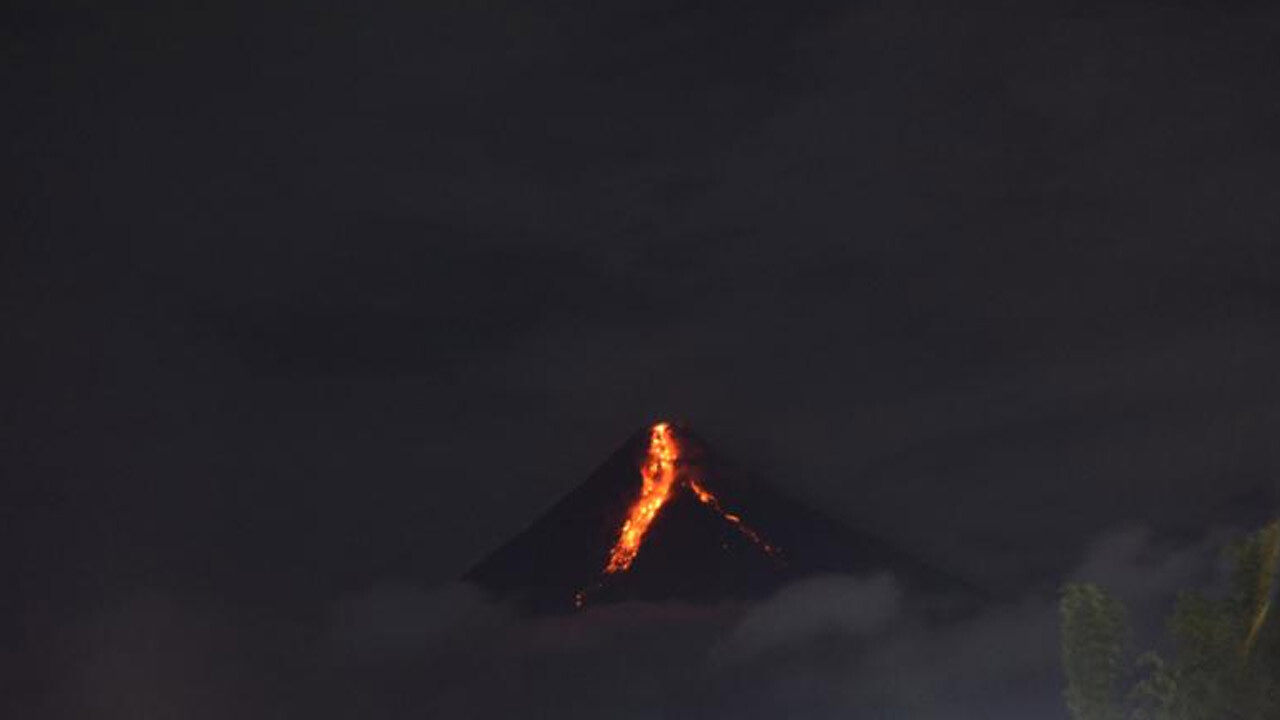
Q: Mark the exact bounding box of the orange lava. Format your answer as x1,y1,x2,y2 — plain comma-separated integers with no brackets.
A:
577,422,783,608
604,422,681,573
687,477,781,559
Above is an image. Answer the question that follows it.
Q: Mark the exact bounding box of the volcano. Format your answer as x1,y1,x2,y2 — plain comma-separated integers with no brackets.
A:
466,422,974,613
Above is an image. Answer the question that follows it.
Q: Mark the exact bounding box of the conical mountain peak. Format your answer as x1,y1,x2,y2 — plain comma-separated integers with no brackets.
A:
465,422,971,613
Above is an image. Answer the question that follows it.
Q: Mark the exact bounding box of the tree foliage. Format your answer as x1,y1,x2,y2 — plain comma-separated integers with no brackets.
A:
1060,521,1279,720
1061,583,1129,720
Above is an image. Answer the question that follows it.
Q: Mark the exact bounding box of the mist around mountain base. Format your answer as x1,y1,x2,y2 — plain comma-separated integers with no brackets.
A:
28,524,1238,720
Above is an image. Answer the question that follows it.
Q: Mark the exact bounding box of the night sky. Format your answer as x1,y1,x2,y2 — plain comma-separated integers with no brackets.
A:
6,2,1280,718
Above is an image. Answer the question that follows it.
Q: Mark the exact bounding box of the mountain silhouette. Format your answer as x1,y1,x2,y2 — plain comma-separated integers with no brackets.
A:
465,422,976,613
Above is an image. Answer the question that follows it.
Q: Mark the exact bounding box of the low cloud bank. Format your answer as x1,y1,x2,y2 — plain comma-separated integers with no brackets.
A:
37,524,1243,720
713,573,901,661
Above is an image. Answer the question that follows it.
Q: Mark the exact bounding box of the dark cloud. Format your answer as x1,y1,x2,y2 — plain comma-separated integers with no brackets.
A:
31,524,1245,719
327,581,509,658
712,573,901,661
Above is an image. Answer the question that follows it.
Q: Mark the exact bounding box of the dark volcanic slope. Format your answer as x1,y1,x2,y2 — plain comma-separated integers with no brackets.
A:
465,424,975,613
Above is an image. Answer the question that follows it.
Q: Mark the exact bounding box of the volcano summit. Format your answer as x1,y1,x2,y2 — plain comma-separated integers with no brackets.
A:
466,422,972,613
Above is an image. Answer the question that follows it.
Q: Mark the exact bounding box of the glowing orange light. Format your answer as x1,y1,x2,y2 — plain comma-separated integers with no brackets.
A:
687,477,781,559
604,422,680,573
576,422,783,608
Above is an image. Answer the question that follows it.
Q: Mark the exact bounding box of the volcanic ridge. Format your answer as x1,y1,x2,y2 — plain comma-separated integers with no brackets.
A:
466,422,973,613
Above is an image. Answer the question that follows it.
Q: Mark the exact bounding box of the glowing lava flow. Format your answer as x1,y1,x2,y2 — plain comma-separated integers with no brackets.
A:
604,422,681,573
575,422,784,608
687,477,782,559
